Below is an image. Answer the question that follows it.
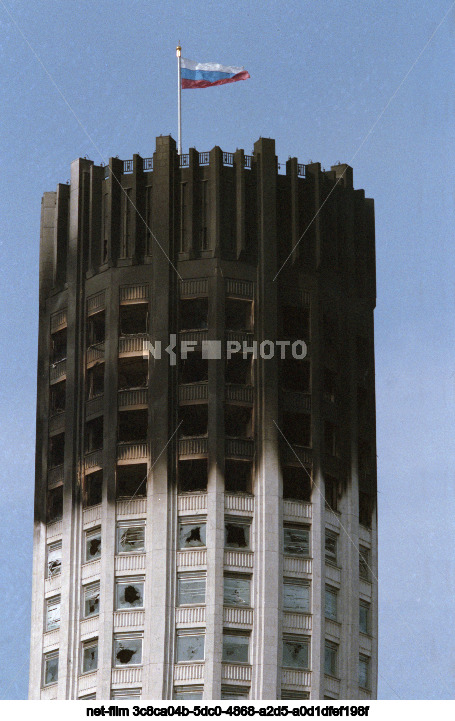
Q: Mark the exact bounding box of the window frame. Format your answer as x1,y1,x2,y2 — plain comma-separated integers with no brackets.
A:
283,524,311,557
359,654,370,689
324,585,338,622
324,641,338,678
83,581,100,619
116,521,146,555
177,572,207,607
45,595,61,632
178,518,207,549
115,576,145,611
173,686,204,700
81,638,99,675
282,578,311,614
46,540,62,578
113,632,143,668
84,527,102,563
42,650,59,687
222,630,250,665
175,628,206,664
282,635,311,670
359,545,371,581
324,530,338,566
223,573,252,608
359,600,370,635
224,517,252,550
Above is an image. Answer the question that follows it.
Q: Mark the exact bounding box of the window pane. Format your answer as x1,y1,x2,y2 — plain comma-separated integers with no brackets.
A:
324,644,337,676
225,523,250,549
83,644,98,673
283,527,309,556
178,576,206,605
179,523,206,548
221,688,249,699
47,543,62,577
116,525,145,553
85,531,101,561
224,577,251,607
46,599,60,630
325,589,337,620
359,657,369,688
325,533,337,564
359,604,369,634
44,654,59,685
282,639,309,669
283,583,310,612
114,637,143,666
116,581,144,609
173,688,203,700
222,634,249,663
84,584,100,618
359,547,370,580
176,633,205,662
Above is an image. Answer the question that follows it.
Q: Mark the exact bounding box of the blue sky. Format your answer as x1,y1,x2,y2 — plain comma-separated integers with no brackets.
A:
0,0,454,700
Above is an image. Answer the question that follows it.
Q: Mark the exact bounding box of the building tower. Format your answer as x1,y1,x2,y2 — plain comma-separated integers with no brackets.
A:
29,136,377,701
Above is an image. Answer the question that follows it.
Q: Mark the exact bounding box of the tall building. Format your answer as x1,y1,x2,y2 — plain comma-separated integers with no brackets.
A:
29,136,377,701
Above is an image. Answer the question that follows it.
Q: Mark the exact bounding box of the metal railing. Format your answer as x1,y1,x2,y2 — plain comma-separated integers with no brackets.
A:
101,153,306,176
123,160,133,174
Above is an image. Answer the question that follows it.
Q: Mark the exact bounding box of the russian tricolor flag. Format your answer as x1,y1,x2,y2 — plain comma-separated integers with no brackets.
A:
181,58,250,89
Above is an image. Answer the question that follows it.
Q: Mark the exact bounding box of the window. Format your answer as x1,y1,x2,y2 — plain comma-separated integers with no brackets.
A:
281,306,309,339
176,629,205,662
359,491,372,528
173,686,203,700
85,528,101,562
46,596,60,631
119,303,148,336
118,357,148,390
111,689,141,700
325,531,338,566
225,299,253,332
179,353,208,384
282,412,311,447
50,381,66,413
86,364,104,400
84,469,103,507
324,421,337,456
324,641,338,677
179,298,208,331
178,459,208,493
47,541,62,578
179,405,208,437
282,636,310,669
177,573,206,605
179,520,207,548
283,526,310,556
283,580,310,613
116,463,147,499
225,519,250,549
87,310,105,346
113,633,143,666
325,586,338,621
280,359,310,393
51,327,67,364
224,575,251,607
221,687,250,700
225,352,252,385
280,691,310,700
82,639,98,674
47,486,63,523
85,416,103,453
359,546,370,581
83,582,100,618
282,467,312,502
224,460,252,494
359,601,370,635
49,432,65,468
323,368,336,402
43,650,59,686
224,405,253,438
116,522,145,554
115,577,144,609
324,476,338,512
79,694,97,700
359,654,370,689
222,632,249,664
118,409,148,443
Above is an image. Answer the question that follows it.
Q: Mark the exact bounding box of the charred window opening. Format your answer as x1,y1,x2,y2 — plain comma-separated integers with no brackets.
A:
225,405,253,438
116,463,147,499
179,298,208,331
282,467,312,502
85,528,101,562
47,541,62,577
115,578,144,609
176,630,205,662
282,636,310,669
46,595,61,631
225,520,250,549
283,526,310,556
225,460,252,493
223,574,251,607
281,306,309,339
325,530,338,566
119,303,148,336
51,328,67,364
83,469,103,508
85,416,103,453
323,368,336,402
358,441,372,481
47,486,63,523
178,459,207,493
86,363,104,399
282,413,311,447
222,632,250,664
179,405,208,437
49,432,65,468
359,545,370,581
179,521,207,548
225,299,253,332
280,359,310,393
324,475,338,511
179,353,208,384
116,522,145,553
226,353,252,385
118,409,148,443
359,491,373,528
50,381,66,414
83,582,100,618
82,640,98,674
118,357,148,390
113,635,143,666
324,421,337,456
87,311,105,346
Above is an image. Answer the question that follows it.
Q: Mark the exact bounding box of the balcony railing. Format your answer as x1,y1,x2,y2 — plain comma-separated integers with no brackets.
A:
109,153,304,175
118,389,148,408
86,343,104,364
118,334,148,355
178,329,208,345
179,382,208,403
225,384,254,405
225,437,255,459
50,359,66,383
117,442,148,461
178,437,208,458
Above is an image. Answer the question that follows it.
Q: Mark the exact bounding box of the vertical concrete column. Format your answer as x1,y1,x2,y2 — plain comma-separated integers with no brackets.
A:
107,158,123,264
55,184,70,287
209,147,223,257
286,158,300,263
234,149,246,259
131,154,145,262
306,164,323,270
187,147,199,257
88,166,103,276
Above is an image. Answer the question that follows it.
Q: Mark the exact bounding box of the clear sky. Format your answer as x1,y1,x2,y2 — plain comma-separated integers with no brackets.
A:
0,0,454,700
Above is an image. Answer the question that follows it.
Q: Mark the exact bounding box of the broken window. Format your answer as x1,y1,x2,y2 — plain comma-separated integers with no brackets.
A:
115,577,144,609
224,575,251,607
225,352,252,385
85,416,103,453
82,639,98,674
179,298,208,331
47,541,62,578
85,527,101,562
116,463,147,499
359,654,370,689
283,580,310,613
173,687,203,700
225,405,253,438
324,641,338,677
43,650,59,685
359,546,370,581
359,491,372,528
324,475,338,512
87,311,105,346
281,306,309,339
118,357,148,390
113,633,143,666
221,687,250,700
83,582,100,618
325,586,338,621
50,381,66,414
323,368,336,402
324,421,337,456
46,596,61,631
225,519,250,549
222,632,249,664
49,432,65,468
279,359,310,393
179,521,207,549
224,460,252,494
116,522,145,554
179,405,208,438
282,467,312,502
118,409,148,443
282,412,311,447
51,328,67,364
178,459,208,493
177,573,206,605
225,299,253,332
179,353,208,384
359,601,370,635
86,363,104,399
176,629,205,662
47,486,63,523
83,469,103,508
325,531,338,566
283,526,310,557
119,303,148,336
282,636,310,669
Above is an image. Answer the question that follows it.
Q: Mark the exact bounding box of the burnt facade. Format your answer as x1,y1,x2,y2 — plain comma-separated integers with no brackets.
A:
30,136,377,700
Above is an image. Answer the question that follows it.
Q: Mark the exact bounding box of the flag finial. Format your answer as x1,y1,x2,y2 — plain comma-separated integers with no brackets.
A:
176,44,181,57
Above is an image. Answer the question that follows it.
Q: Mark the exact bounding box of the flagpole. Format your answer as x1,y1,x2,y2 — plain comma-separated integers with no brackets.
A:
176,44,182,155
